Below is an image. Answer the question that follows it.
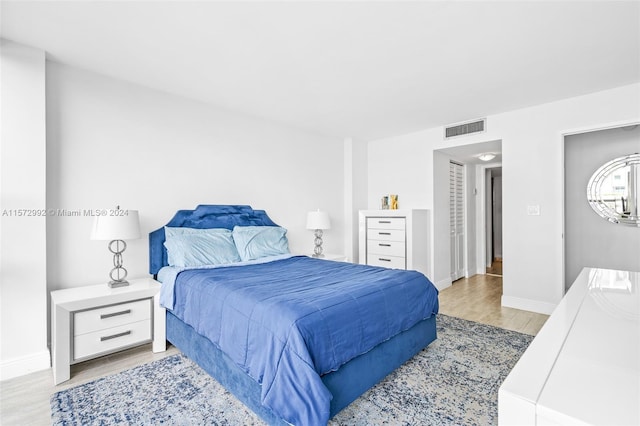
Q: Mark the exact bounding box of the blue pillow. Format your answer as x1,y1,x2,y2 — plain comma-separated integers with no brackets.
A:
164,226,231,238
163,231,241,267
232,226,289,261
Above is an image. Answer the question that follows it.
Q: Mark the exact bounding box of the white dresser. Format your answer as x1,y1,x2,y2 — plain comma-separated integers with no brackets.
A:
498,267,639,425
358,209,429,277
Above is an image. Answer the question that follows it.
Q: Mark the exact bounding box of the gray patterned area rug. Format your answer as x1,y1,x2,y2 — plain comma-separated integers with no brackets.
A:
51,315,534,425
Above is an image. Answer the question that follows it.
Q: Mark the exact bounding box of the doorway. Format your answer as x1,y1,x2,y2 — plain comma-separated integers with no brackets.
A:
485,168,503,277
434,139,502,290
564,126,640,290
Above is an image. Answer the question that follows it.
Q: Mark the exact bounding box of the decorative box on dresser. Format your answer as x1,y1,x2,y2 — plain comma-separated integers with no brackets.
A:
51,277,166,385
358,209,430,277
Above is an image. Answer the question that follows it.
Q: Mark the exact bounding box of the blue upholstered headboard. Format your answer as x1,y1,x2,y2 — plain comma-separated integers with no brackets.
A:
149,205,279,275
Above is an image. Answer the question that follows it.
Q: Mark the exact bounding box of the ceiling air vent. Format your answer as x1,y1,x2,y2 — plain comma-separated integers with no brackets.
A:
444,118,486,139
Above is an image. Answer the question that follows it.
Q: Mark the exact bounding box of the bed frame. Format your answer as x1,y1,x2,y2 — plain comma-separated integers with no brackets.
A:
150,205,437,424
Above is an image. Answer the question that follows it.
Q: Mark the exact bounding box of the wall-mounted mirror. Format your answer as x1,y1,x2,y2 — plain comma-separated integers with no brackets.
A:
587,153,640,227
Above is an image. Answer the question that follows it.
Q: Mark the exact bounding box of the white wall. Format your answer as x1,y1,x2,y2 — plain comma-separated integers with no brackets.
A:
432,150,451,288
0,40,50,379
464,163,477,277
367,131,433,211
343,138,368,262
46,62,344,291
367,83,640,314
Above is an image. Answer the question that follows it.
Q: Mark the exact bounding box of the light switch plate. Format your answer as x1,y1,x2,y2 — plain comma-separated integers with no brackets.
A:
527,205,541,216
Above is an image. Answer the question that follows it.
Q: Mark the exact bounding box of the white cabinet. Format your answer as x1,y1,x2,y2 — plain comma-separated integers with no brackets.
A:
358,209,430,277
51,278,166,385
366,217,407,268
498,268,639,426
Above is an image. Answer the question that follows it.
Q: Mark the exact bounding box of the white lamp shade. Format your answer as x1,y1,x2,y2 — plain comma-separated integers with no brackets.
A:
91,210,141,240
306,210,331,230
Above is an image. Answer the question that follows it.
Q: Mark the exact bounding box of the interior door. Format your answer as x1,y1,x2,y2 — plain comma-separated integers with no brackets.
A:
492,174,503,261
450,161,465,281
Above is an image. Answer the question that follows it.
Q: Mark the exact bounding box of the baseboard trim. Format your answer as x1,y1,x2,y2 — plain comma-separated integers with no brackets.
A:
434,277,453,291
501,295,557,315
0,349,50,381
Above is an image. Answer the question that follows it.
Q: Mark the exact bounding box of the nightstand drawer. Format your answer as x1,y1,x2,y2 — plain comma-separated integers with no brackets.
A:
367,228,405,242
74,299,151,335
367,239,405,257
367,254,406,269
74,319,152,361
367,217,406,230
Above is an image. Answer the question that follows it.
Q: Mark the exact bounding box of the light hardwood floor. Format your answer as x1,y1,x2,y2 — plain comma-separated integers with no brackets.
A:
439,273,549,336
1,273,548,425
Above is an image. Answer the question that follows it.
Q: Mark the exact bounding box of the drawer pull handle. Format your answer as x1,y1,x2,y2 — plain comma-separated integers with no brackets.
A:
379,258,391,262
378,220,391,224
100,330,132,342
378,232,391,235
101,309,131,319
379,243,391,247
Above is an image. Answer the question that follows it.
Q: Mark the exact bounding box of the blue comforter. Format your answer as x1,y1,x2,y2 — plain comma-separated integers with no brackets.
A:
166,256,439,425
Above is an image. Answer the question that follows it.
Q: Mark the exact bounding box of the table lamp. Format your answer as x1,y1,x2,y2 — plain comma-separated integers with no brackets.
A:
91,207,140,287
306,210,330,257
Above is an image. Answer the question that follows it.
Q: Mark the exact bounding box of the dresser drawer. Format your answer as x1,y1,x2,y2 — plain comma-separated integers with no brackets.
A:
73,319,152,361
367,239,406,257
74,299,151,335
367,217,406,230
367,254,406,269
367,228,405,242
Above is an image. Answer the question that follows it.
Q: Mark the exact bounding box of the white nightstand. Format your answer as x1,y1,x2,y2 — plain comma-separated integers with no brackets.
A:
51,277,166,385
308,253,348,262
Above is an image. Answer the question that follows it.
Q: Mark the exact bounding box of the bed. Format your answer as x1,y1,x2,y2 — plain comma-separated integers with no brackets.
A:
149,205,439,425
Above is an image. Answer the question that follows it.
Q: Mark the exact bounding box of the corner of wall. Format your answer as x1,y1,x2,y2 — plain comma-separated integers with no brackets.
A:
501,295,557,315
0,39,49,378
0,350,51,381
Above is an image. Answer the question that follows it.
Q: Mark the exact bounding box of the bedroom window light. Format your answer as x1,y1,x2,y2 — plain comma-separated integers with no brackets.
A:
306,210,331,258
91,206,141,287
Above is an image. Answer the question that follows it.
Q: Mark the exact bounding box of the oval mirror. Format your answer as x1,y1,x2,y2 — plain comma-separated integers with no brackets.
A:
587,153,640,227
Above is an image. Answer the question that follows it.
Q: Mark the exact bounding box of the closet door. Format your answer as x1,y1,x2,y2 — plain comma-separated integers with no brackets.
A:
450,161,465,281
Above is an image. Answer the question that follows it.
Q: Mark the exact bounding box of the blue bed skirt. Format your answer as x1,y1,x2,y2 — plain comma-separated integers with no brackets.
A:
166,311,437,425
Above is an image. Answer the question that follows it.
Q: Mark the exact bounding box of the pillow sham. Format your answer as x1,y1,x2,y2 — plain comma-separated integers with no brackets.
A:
163,231,241,267
232,226,289,262
164,226,231,239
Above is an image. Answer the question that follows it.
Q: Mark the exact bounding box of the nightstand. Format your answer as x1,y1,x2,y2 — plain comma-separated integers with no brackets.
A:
309,253,348,262
51,277,166,385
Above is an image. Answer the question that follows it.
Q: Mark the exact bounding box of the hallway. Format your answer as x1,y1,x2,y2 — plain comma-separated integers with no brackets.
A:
438,273,548,336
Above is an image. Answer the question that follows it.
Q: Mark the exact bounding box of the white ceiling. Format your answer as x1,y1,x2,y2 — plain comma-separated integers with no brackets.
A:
2,1,639,141
437,139,502,165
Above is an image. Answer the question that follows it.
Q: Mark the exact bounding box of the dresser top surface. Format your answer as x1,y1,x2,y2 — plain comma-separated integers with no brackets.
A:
501,267,639,425
537,268,639,425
